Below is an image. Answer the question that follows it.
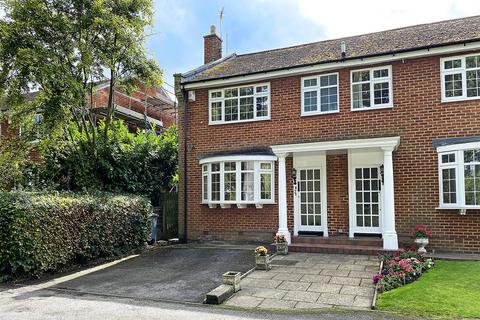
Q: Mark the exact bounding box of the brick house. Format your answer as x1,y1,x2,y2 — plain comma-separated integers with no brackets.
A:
1,82,177,161
175,17,480,253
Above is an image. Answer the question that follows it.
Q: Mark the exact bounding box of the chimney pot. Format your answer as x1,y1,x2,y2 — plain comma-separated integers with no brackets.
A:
210,25,216,35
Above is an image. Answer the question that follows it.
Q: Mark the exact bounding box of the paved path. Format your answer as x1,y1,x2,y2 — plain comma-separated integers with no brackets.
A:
226,253,379,310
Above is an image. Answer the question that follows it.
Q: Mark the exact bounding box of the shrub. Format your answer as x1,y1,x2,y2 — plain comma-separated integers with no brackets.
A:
0,191,151,281
374,250,434,292
38,120,178,201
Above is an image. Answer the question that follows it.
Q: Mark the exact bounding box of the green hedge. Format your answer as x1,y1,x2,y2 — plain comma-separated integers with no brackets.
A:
0,191,151,280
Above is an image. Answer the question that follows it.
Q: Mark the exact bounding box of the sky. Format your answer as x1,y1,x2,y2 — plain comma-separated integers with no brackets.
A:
147,0,480,92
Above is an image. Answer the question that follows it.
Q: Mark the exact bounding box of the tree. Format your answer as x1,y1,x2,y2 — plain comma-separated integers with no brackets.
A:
0,0,162,146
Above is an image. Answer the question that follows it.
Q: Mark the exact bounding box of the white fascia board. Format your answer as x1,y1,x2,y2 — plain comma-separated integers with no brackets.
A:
271,136,400,155
183,42,480,90
115,105,163,127
199,154,277,164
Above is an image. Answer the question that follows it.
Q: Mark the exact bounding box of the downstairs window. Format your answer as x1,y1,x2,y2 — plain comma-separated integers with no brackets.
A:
200,155,276,208
438,143,480,208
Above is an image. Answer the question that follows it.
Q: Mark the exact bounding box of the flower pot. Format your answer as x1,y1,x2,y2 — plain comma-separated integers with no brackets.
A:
255,255,271,270
275,242,288,255
222,271,241,292
414,238,429,253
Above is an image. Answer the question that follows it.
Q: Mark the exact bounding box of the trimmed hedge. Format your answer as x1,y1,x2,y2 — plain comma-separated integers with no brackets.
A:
0,191,151,280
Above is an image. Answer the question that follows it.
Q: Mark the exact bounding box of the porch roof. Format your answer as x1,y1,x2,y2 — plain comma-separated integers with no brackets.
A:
270,136,400,155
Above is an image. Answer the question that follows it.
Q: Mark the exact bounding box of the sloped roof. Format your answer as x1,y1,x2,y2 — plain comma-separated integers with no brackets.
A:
182,15,480,83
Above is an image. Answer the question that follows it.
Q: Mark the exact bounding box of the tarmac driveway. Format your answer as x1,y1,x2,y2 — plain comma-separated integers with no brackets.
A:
50,245,255,303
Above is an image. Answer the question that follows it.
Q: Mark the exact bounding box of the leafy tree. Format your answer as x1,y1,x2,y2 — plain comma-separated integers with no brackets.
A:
0,0,162,145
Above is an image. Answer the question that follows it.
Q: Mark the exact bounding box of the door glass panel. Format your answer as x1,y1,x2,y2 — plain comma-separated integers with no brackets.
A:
355,167,381,229
298,169,322,229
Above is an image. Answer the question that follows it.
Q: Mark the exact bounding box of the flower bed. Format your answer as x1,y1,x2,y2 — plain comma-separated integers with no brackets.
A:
374,250,434,292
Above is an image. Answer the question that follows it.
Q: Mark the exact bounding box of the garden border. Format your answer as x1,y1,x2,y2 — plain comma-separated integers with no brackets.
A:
371,259,383,309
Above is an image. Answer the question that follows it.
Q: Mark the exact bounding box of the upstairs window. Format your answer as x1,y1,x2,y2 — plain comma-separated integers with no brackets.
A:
441,53,480,102
438,143,480,208
301,73,339,116
200,155,276,208
351,66,392,110
209,83,270,125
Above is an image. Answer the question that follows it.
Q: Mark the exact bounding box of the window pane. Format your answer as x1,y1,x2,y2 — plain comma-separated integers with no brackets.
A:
260,162,272,170
211,91,222,99
466,56,479,69
224,162,236,171
203,175,208,200
224,172,236,201
373,69,389,78
211,163,220,171
444,59,462,69
444,73,463,97
239,97,254,120
241,172,254,201
352,83,371,109
303,91,317,112
224,88,238,98
256,96,269,117
352,71,369,82
466,70,480,98
442,168,456,204
211,101,222,121
320,87,338,112
211,173,220,201
373,82,389,105
261,173,272,200
224,99,238,121
304,78,317,87
241,161,254,171
441,153,456,163
464,164,480,205
239,86,254,96
256,85,268,93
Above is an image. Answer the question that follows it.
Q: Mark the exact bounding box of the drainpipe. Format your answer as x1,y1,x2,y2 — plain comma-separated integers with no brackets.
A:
181,86,188,243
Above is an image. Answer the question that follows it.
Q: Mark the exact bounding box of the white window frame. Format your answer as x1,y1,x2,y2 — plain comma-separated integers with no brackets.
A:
301,73,339,116
440,53,480,102
208,83,270,125
199,155,276,207
350,65,393,111
437,142,480,209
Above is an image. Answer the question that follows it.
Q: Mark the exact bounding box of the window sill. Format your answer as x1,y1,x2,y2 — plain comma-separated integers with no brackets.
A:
436,206,480,210
209,117,270,126
441,96,480,103
203,202,275,208
301,110,339,117
350,105,393,112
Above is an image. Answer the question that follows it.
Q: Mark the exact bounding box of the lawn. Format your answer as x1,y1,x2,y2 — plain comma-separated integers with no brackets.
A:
377,260,480,319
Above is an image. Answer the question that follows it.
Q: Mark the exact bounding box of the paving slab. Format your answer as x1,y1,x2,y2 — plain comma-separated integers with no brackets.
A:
330,276,361,285
278,281,311,291
272,273,303,281
299,274,331,283
317,293,355,306
295,302,334,309
353,296,373,308
224,295,263,308
241,278,282,289
283,290,321,303
307,283,342,293
320,269,350,277
257,298,297,309
340,285,375,297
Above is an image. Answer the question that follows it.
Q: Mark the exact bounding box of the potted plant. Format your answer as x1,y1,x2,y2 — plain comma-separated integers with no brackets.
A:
413,225,432,253
254,246,271,270
274,234,288,255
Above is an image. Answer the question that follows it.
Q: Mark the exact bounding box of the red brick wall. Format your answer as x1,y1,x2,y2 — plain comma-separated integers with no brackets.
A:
326,154,349,236
180,51,480,253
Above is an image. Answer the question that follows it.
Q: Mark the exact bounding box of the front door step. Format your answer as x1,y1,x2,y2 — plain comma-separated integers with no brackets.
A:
290,235,384,255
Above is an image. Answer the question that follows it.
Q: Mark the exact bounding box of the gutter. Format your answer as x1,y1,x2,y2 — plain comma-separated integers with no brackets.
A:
181,39,480,86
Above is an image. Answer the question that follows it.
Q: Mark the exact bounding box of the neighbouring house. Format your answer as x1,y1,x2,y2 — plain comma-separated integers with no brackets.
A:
0,81,177,161
175,17,480,254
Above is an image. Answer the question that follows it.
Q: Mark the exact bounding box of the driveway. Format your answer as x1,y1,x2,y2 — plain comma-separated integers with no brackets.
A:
48,245,255,303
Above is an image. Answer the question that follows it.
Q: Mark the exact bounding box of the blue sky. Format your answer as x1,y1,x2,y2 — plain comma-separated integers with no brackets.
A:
147,0,480,90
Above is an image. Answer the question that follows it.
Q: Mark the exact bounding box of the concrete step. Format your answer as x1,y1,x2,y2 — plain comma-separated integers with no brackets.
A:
288,242,384,255
293,235,382,247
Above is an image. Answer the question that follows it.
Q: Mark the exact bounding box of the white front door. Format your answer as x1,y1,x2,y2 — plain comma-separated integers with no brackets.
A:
352,166,382,233
296,168,325,233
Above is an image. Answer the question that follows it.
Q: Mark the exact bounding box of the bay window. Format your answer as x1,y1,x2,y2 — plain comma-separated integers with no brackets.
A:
351,66,392,110
209,83,270,125
441,53,480,102
200,155,276,207
438,143,480,208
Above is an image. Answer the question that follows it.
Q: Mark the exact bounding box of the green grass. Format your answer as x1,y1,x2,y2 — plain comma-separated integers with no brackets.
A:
377,260,480,319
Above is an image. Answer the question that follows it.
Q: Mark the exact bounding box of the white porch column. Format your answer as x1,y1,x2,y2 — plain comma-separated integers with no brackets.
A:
276,153,291,244
382,147,398,250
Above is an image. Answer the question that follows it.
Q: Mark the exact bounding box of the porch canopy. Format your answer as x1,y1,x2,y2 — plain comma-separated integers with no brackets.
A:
270,136,400,250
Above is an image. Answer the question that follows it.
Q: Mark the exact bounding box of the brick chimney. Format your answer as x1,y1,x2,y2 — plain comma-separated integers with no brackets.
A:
204,25,222,64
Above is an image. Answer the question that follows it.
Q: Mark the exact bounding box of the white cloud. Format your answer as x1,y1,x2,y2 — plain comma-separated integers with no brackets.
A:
298,0,480,39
